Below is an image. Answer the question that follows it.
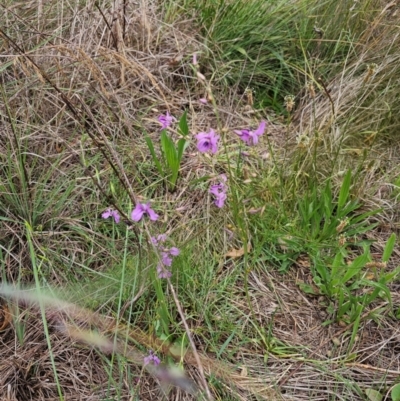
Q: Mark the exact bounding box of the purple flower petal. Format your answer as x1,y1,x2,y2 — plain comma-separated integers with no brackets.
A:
234,129,251,144
151,234,167,246
158,111,176,130
144,351,161,366
253,120,266,136
157,264,172,279
102,209,112,219
169,247,180,256
131,204,145,222
146,207,159,221
102,208,120,223
111,210,120,223
210,175,228,208
234,121,266,146
161,252,173,267
213,192,227,208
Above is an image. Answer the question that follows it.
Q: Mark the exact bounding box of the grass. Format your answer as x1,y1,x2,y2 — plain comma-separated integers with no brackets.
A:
0,0,400,400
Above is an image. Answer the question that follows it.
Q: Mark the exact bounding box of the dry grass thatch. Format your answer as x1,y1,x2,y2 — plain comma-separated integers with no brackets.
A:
1,0,400,400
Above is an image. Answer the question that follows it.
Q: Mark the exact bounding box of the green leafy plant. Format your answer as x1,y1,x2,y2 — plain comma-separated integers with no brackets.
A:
145,112,189,191
391,383,400,401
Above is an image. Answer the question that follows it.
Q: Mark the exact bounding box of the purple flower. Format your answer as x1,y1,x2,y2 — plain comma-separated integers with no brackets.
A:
157,264,172,279
151,234,167,246
209,174,228,208
101,208,120,224
169,247,180,256
192,53,198,65
161,252,173,267
158,111,176,130
210,189,227,208
234,129,251,143
131,203,159,222
196,129,219,154
234,121,266,146
151,234,180,279
199,98,208,104
144,350,161,366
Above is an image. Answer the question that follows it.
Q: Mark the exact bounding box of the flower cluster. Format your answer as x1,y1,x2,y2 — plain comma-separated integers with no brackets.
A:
196,122,266,154
102,71,268,281
143,350,161,366
151,234,180,279
209,174,228,208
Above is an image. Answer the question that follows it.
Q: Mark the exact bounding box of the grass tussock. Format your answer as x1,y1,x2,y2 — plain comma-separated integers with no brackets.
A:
0,0,400,400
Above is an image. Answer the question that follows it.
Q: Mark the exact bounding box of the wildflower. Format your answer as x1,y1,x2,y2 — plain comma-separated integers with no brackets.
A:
169,247,180,256
151,234,181,279
196,129,219,154
157,264,172,279
144,350,161,366
158,111,176,130
161,252,173,267
199,98,208,104
209,174,228,208
101,208,120,224
131,203,159,222
234,121,266,146
192,53,198,65
151,234,167,246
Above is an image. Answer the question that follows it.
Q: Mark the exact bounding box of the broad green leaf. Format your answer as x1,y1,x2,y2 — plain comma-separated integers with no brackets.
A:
383,233,396,263
338,170,351,210
161,130,178,171
365,388,382,401
382,265,400,283
177,138,187,162
350,208,381,224
348,303,362,348
178,111,189,137
331,252,344,279
342,252,369,283
144,133,163,174
161,131,180,189
391,383,400,401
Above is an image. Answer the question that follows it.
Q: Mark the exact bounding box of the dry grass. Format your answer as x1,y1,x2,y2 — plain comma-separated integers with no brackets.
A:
1,0,400,400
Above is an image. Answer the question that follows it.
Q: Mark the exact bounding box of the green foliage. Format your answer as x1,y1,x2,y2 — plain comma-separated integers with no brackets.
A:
252,170,399,325
365,388,383,401
145,112,189,191
392,384,400,401
177,0,385,112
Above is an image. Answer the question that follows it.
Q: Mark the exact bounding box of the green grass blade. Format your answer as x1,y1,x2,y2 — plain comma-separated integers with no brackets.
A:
382,233,396,263
178,111,189,137
177,138,187,163
161,130,179,184
144,133,164,175
338,170,351,210
342,253,369,283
